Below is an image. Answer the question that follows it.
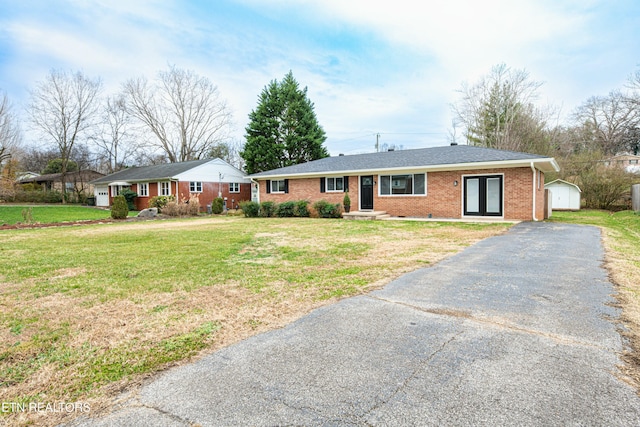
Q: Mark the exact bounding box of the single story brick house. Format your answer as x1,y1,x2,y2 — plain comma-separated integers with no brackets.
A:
91,158,252,211
248,145,560,221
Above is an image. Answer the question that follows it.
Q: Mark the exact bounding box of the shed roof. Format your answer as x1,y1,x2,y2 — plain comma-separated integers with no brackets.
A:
544,179,582,192
248,145,559,178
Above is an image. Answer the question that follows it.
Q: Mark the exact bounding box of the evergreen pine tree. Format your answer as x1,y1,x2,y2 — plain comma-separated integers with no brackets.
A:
242,71,329,174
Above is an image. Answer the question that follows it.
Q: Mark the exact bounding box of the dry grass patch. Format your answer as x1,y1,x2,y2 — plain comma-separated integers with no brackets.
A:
0,217,510,426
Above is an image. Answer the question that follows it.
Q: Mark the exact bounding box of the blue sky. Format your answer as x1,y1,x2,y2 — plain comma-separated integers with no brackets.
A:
1,0,639,156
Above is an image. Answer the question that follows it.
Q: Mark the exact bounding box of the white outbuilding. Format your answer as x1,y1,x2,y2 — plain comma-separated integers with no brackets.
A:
545,179,581,211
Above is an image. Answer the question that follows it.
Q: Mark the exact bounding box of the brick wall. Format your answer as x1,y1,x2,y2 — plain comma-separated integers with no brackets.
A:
131,181,251,211
257,167,543,221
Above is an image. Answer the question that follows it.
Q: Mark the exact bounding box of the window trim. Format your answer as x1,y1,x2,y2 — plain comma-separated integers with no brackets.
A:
159,181,171,196
270,179,287,194
229,182,240,193
189,181,203,193
138,183,149,197
378,173,427,196
325,176,344,192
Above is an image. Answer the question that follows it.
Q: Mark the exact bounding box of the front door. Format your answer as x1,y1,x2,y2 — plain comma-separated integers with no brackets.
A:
360,175,374,210
464,175,503,216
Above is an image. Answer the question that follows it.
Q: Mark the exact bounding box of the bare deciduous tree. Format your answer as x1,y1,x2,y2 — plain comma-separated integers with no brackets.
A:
0,91,22,172
28,70,102,202
91,95,138,173
573,90,639,155
451,63,553,153
123,65,233,163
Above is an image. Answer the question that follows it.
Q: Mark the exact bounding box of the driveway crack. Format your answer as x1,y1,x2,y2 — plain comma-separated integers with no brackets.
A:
358,329,464,423
368,295,611,350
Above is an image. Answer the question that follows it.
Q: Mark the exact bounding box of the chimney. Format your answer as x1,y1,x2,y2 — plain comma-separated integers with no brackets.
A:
338,153,344,156
388,148,394,152
450,142,458,146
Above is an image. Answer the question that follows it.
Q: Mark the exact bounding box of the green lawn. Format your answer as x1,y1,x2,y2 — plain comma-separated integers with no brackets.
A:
0,205,113,225
0,216,509,425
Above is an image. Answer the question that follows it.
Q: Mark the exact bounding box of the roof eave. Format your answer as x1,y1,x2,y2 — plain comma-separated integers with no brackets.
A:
249,158,560,180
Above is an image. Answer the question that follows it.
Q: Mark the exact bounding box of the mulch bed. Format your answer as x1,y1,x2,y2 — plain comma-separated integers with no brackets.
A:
0,216,166,230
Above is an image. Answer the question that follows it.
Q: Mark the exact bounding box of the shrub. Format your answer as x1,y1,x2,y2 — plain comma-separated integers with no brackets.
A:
211,197,224,214
148,195,175,212
260,201,277,217
162,194,202,217
579,168,636,210
120,189,138,211
161,201,180,216
313,200,342,218
343,191,351,207
111,195,129,219
239,201,260,217
295,200,310,217
276,201,296,217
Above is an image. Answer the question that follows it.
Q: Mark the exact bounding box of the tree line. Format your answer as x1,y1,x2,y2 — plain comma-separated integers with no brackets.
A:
450,63,640,209
1,62,639,209
451,63,640,157
0,67,328,200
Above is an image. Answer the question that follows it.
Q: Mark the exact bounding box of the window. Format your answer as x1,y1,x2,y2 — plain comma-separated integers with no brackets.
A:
379,174,426,195
270,179,286,193
326,177,344,192
189,181,202,193
138,183,148,197
159,181,171,196
630,159,639,165
229,183,240,193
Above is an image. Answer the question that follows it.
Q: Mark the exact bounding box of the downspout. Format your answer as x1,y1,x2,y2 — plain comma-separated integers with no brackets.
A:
530,162,538,222
250,178,260,203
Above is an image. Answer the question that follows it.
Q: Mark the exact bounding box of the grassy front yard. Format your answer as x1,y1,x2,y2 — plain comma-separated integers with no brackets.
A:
0,216,510,426
0,205,112,225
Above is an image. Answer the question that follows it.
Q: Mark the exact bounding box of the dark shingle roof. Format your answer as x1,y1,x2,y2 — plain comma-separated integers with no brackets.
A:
249,145,558,178
91,159,212,184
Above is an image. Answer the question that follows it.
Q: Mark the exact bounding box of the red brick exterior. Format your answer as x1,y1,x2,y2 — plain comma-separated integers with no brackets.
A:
115,181,251,211
257,167,546,221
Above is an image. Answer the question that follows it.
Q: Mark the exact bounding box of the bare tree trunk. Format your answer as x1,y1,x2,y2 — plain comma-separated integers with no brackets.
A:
28,70,101,204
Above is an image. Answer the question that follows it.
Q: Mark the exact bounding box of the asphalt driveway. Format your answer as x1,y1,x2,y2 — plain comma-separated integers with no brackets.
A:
71,222,640,426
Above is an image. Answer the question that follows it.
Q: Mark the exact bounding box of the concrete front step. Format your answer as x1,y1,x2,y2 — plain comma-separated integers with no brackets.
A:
342,211,389,220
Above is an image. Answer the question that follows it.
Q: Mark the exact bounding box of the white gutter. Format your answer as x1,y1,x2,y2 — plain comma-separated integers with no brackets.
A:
250,178,260,203
531,162,538,222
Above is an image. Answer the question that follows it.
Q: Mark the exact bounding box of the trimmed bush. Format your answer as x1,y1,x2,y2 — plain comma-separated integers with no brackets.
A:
260,201,277,217
295,200,310,217
111,195,129,219
120,189,138,211
239,201,260,217
211,197,224,214
276,201,296,217
313,200,342,218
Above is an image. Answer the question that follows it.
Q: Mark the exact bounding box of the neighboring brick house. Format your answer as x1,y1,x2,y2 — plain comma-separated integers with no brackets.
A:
604,153,640,174
90,158,251,211
248,145,559,221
